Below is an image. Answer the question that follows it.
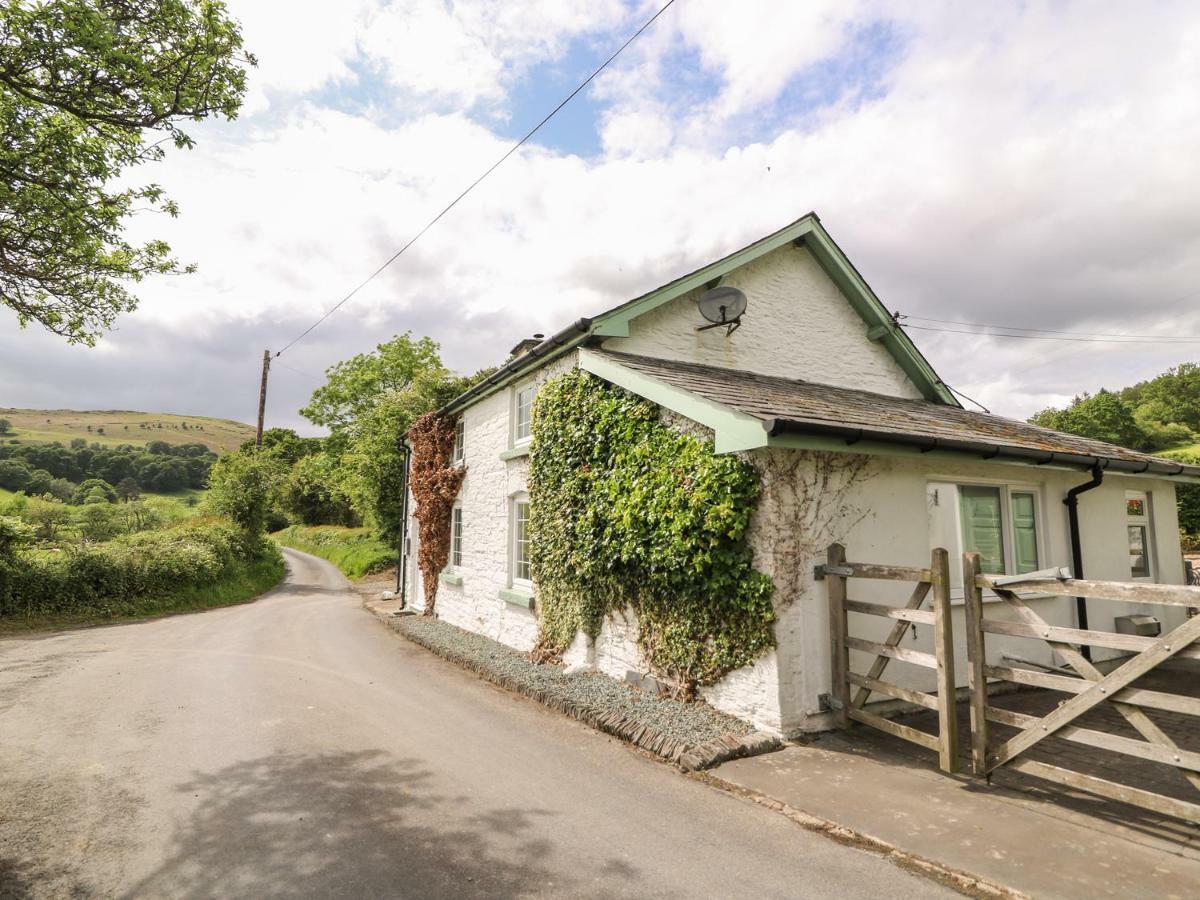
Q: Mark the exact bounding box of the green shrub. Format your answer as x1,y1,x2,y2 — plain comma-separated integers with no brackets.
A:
0,518,280,620
273,524,394,578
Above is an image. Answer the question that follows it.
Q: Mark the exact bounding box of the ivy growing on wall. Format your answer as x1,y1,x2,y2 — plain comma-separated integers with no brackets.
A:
408,411,465,617
529,371,774,694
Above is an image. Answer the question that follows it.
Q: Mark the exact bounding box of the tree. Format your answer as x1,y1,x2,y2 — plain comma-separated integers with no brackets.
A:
0,418,10,435
76,502,123,541
1030,390,1147,450
0,1,254,343
205,449,287,536
115,477,140,502
23,496,71,540
301,333,448,435
281,452,357,527
72,478,117,505
0,458,30,491
0,514,33,557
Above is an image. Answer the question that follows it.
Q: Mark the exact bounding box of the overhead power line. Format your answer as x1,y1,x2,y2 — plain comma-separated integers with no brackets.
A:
900,314,1200,342
901,323,1200,345
274,0,679,358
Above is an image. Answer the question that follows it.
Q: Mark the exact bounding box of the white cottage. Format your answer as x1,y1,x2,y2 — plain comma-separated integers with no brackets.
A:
402,213,1199,736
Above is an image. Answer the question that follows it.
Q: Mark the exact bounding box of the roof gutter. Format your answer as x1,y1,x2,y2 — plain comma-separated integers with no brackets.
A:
762,418,1197,478
437,317,593,416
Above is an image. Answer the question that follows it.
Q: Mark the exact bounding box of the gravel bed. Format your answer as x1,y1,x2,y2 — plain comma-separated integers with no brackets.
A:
387,614,779,768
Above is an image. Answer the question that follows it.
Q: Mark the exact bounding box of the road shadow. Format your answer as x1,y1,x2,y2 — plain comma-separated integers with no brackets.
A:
124,749,630,899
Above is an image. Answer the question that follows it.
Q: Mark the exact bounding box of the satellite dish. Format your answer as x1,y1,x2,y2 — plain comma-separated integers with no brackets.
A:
695,285,747,335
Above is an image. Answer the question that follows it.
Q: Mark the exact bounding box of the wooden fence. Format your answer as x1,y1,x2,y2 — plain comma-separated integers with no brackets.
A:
822,543,959,773
962,552,1200,823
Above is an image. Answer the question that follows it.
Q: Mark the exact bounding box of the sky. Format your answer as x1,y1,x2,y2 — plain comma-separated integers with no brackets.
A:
3,0,1200,433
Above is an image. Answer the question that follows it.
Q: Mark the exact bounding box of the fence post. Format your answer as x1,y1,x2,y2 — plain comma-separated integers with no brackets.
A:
961,551,989,776
827,542,850,728
931,547,959,773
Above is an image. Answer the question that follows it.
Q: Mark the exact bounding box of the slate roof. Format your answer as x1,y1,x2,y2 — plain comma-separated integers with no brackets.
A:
595,351,1200,478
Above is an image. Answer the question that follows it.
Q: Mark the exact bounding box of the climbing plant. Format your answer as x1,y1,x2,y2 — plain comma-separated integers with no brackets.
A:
529,371,774,694
408,411,465,616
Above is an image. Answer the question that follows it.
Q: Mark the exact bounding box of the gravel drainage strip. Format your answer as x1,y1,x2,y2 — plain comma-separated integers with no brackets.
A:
383,613,781,770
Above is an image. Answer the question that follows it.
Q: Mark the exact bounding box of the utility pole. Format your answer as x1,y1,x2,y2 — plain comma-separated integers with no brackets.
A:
256,349,271,447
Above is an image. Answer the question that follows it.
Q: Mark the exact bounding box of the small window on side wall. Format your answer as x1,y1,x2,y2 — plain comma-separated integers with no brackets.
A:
1126,490,1153,579
452,417,465,464
514,385,535,444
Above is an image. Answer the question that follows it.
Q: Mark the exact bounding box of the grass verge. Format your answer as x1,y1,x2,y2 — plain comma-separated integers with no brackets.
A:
273,525,395,578
0,551,285,635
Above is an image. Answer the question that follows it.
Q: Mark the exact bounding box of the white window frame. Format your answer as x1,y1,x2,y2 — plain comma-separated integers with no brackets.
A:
513,383,536,446
451,417,465,465
449,504,463,569
510,494,532,589
1125,490,1155,581
927,479,1047,599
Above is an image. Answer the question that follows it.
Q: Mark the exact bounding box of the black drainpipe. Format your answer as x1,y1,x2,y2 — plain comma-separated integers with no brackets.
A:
1064,463,1105,660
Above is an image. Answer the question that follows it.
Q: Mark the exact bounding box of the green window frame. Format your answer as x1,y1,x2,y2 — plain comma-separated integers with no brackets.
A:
955,484,1042,577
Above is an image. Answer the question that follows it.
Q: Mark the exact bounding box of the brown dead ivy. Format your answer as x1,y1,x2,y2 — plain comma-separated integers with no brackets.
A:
408,411,465,617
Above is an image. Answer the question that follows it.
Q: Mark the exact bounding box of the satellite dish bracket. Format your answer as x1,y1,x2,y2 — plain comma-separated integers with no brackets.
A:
694,284,747,336
695,312,742,336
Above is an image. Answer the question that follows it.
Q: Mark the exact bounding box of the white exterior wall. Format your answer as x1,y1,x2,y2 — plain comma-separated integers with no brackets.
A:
403,242,1191,739
761,451,1187,735
409,353,578,650
601,244,924,400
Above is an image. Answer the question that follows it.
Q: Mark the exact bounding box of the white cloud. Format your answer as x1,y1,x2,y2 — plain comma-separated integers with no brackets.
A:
9,1,1200,428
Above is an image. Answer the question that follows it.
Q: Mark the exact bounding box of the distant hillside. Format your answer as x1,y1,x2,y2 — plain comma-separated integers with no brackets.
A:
0,408,255,454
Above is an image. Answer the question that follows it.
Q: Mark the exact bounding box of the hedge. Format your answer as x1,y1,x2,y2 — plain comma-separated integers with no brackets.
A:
0,518,281,619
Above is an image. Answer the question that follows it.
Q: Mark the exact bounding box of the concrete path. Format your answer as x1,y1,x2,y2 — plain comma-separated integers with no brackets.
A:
0,549,954,899
714,733,1200,900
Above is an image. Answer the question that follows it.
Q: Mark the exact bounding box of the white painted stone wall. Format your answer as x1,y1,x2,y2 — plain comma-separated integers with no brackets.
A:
762,451,1187,734
418,352,579,650
602,244,924,400
403,241,1191,738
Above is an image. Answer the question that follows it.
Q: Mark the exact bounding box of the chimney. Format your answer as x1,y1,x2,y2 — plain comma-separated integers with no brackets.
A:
508,333,545,360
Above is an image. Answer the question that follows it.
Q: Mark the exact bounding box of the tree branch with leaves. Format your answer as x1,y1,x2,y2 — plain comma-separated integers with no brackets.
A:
0,0,254,343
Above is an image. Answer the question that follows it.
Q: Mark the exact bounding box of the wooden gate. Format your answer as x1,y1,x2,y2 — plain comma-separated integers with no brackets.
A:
823,544,959,773
962,552,1200,823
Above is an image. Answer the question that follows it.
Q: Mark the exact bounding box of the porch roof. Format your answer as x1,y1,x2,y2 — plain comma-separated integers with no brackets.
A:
583,350,1200,480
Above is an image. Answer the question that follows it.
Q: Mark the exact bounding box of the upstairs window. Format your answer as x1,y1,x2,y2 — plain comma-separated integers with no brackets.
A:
514,384,536,444
452,417,465,464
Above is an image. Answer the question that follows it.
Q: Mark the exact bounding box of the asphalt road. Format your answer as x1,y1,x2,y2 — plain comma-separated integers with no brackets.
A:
0,549,955,899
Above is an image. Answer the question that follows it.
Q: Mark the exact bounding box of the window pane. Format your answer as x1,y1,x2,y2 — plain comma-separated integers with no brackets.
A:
959,486,1005,575
1011,492,1039,574
1126,497,1145,517
515,387,534,441
453,418,465,462
1129,525,1149,577
451,508,463,567
514,501,531,582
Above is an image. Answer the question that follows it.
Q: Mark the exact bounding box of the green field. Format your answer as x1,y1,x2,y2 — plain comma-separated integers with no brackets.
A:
0,408,255,453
